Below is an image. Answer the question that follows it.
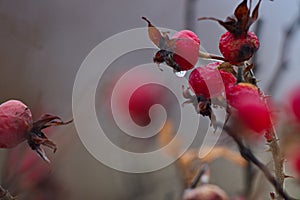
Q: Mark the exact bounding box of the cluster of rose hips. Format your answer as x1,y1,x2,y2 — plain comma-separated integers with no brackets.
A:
144,0,300,198
143,0,271,136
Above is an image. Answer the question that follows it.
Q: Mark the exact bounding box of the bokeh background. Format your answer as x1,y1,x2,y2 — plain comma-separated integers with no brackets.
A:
0,0,300,199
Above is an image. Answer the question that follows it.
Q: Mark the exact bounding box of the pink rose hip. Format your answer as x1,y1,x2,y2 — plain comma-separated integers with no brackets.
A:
0,99,72,162
172,30,200,71
0,100,32,148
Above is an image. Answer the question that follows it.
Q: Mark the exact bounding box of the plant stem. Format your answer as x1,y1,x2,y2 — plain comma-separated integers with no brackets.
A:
267,128,285,200
199,51,227,62
0,185,15,200
220,124,292,200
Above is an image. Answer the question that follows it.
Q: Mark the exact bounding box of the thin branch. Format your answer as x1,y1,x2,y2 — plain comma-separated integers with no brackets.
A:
199,51,227,62
220,124,293,200
0,186,15,200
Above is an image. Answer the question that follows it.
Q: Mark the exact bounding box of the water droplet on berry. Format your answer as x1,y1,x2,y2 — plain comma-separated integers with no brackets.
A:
174,70,186,77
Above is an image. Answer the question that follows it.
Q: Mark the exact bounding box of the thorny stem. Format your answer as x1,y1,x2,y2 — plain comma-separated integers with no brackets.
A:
220,124,292,200
266,127,285,200
0,185,15,200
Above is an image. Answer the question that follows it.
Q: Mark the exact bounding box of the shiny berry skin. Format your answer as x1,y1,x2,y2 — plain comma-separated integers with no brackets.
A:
237,97,272,133
129,84,166,126
0,100,32,148
226,83,260,109
219,31,259,65
172,30,200,71
289,86,300,122
226,83,272,133
189,62,236,99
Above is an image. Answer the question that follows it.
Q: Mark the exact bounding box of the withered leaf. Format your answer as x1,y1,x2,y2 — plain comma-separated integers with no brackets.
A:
33,114,73,130
249,0,262,27
198,0,262,37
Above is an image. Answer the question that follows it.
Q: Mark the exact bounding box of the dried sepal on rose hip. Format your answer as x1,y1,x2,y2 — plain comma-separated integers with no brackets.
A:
0,99,72,162
142,17,200,72
199,0,261,65
183,62,236,129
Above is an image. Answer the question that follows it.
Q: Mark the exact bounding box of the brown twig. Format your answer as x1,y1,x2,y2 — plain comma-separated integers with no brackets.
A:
199,51,227,62
0,186,15,200
219,124,292,200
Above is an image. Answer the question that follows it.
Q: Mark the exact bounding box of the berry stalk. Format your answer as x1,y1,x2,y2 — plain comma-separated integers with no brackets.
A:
266,118,285,200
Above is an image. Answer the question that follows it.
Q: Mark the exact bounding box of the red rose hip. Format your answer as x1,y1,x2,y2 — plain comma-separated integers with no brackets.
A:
189,62,236,99
172,30,200,71
219,31,259,65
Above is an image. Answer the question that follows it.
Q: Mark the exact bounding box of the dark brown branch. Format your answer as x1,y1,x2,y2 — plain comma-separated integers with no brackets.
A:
220,124,292,200
190,163,209,189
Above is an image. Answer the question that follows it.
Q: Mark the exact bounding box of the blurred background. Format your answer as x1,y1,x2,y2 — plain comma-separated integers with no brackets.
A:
0,0,300,199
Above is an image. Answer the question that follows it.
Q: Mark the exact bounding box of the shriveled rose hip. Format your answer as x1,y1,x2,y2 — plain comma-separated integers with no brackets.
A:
0,100,32,148
219,31,259,65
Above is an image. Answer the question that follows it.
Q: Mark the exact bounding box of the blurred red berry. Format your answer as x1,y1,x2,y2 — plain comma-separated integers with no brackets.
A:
237,96,272,133
0,100,32,148
219,31,259,65
289,86,300,122
129,84,166,126
226,83,272,133
286,146,300,178
189,62,236,99
226,83,260,109
172,30,200,71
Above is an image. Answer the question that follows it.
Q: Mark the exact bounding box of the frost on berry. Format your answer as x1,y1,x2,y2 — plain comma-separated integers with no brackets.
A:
0,99,72,162
199,0,262,64
142,17,200,71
